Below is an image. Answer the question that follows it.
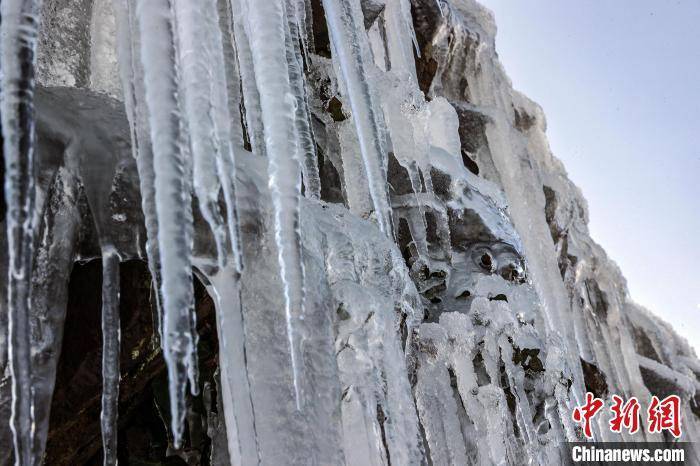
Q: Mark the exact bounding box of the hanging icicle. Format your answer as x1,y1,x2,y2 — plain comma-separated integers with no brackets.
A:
321,0,394,236
243,0,307,410
230,0,266,157
218,0,246,150
208,0,244,273
100,248,121,466
292,0,314,69
0,0,43,464
135,0,197,447
112,0,165,341
172,0,229,267
285,0,322,200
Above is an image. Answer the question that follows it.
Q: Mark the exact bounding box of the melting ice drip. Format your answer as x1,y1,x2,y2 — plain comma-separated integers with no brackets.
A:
0,0,406,463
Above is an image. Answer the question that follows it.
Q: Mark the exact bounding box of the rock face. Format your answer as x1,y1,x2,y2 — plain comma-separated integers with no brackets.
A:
0,0,698,464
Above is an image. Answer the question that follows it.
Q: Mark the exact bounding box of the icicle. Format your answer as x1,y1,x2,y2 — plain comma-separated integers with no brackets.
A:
401,0,421,58
244,0,306,409
498,334,537,446
435,0,445,18
209,0,244,273
175,68,200,400
321,0,394,235
0,281,6,378
100,247,121,466
215,144,244,274
174,0,244,274
0,0,42,464
204,266,260,464
285,0,321,200
293,0,314,69
215,0,250,252
112,0,165,342
112,0,138,154
172,0,229,267
383,0,419,81
217,0,245,149
229,0,266,157
135,0,196,446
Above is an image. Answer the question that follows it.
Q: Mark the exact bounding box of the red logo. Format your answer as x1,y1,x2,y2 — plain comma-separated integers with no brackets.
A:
647,395,681,438
572,392,604,438
572,393,683,438
609,395,640,434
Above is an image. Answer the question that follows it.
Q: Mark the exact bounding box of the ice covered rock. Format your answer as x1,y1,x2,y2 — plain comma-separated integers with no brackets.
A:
0,0,698,464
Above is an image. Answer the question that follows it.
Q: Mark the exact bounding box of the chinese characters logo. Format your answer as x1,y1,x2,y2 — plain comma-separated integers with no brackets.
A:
572,392,682,439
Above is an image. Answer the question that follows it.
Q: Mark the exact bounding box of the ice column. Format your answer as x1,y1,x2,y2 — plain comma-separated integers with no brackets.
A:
0,0,43,463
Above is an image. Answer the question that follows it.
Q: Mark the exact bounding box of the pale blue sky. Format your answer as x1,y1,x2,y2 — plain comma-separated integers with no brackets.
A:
478,0,700,350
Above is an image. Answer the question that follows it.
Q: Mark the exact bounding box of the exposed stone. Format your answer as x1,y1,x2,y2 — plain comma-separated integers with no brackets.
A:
360,0,386,29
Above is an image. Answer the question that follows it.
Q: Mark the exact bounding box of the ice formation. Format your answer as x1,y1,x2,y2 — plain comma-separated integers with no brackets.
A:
99,248,120,465
0,0,698,464
1,1,42,463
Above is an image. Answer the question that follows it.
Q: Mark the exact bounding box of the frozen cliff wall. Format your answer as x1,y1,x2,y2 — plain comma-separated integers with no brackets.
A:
0,0,698,464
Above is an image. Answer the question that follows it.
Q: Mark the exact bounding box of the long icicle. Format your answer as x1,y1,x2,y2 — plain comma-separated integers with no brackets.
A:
0,0,42,464
111,0,165,342
172,1,245,391
172,0,229,267
175,67,200,399
321,0,394,235
229,0,266,157
173,0,243,273
293,0,314,69
210,0,244,273
136,0,196,446
100,247,121,466
285,0,321,200
217,0,246,150
244,0,306,410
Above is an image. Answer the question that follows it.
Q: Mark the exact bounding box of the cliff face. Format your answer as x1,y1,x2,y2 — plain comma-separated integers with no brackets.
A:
0,0,698,464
